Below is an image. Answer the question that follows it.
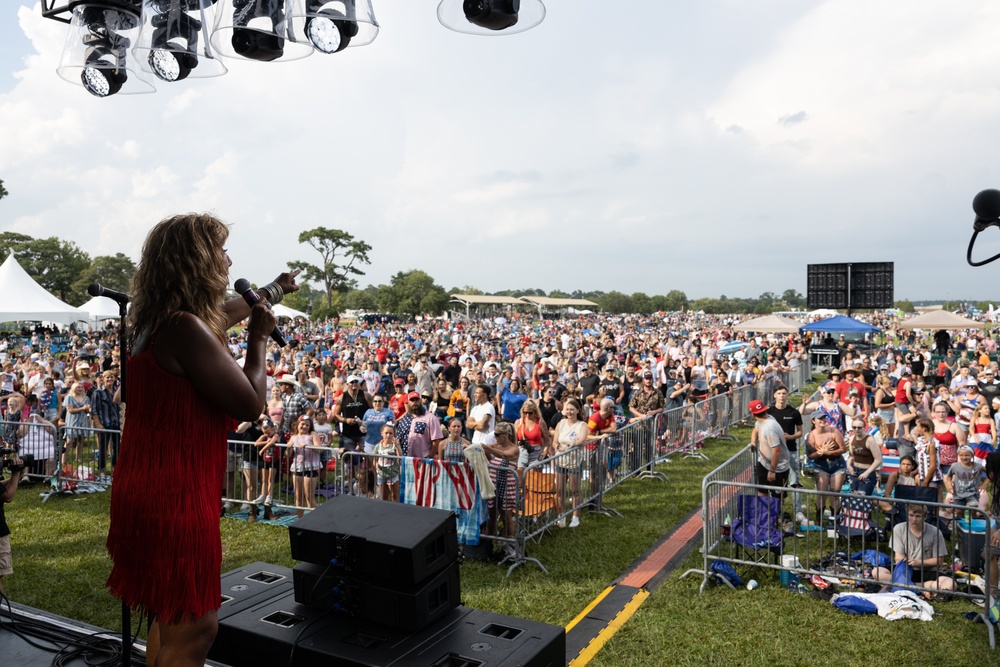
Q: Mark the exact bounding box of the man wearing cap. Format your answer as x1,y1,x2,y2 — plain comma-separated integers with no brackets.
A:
749,399,790,497
332,375,372,454
629,370,666,422
276,374,313,440
835,367,868,408
413,352,435,398
979,368,1000,417
395,390,443,459
766,385,804,521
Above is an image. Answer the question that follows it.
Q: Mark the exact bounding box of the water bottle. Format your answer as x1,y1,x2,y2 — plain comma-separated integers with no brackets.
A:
722,513,731,536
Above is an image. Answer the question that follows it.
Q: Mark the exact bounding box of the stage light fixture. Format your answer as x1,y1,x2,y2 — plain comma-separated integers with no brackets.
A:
211,0,313,61
282,0,378,54
134,0,228,82
41,0,546,98
437,0,545,35
55,3,156,97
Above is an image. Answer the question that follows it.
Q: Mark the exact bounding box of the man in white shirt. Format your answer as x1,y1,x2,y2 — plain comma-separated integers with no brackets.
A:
466,384,496,445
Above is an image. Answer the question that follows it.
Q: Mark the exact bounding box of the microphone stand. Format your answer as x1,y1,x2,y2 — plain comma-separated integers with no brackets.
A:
90,283,132,665
116,296,131,667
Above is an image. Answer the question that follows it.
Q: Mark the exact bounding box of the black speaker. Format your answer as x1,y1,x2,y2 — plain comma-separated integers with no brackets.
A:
218,562,295,621
850,261,894,309
289,495,458,586
293,560,461,632
208,589,566,667
807,263,849,309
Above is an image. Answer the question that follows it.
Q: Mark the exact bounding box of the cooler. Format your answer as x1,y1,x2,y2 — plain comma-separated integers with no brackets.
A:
957,518,987,572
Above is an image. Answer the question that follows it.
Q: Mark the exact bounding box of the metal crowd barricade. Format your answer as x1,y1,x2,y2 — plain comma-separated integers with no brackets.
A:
4,419,60,487
51,423,119,495
684,454,996,648
690,394,728,459
220,440,338,515
330,448,544,577
211,360,823,579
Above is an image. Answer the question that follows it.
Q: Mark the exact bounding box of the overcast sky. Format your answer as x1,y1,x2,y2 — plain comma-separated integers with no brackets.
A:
2,1,1000,303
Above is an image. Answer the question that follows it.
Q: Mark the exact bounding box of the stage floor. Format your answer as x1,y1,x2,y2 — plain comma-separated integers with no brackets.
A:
0,601,227,667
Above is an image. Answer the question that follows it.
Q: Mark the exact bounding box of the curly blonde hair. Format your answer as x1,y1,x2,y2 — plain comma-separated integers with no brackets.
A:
127,213,230,347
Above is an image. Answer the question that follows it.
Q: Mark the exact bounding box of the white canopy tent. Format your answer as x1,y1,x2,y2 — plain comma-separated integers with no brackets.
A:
898,310,987,331
0,255,84,325
78,295,125,321
733,314,802,333
272,303,310,319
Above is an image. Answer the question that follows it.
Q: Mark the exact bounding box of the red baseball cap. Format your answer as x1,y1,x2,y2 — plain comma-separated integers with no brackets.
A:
407,391,421,401
393,378,405,386
748,399,768,416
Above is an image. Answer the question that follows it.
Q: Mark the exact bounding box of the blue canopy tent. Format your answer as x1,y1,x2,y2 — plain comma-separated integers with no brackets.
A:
800,315,881,335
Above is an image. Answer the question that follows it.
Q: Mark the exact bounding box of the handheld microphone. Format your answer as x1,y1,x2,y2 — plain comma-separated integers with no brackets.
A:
88,283,130,305
233,278,286,347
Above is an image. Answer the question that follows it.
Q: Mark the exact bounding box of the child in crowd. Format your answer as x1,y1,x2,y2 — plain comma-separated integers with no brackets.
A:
944,445,988,513
374,422,402,502
253,420,280,507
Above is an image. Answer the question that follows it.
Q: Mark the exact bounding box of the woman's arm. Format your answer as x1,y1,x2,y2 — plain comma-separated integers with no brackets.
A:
157,309,274,422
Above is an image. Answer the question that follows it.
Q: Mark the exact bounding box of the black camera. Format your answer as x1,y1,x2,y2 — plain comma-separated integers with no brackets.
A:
1,447,31,474
517,439,531,449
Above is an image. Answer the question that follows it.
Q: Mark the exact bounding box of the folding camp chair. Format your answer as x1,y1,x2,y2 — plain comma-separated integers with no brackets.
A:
836,495,879,544
729,495,785,580
520,468,558,538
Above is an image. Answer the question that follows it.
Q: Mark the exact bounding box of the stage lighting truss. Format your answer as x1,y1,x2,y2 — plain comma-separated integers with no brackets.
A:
40,0,547,97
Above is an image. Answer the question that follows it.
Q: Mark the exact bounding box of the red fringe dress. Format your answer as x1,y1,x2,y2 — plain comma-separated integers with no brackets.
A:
105,344,233,624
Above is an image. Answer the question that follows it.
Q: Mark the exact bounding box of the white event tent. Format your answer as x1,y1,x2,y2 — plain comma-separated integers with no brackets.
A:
0,254,84,325
272,304,310,319
78,295,126,321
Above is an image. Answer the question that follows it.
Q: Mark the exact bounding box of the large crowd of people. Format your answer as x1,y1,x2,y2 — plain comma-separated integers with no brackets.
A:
3,302,1000,629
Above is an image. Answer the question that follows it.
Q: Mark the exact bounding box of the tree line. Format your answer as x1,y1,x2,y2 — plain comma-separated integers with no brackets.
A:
0,212,974,318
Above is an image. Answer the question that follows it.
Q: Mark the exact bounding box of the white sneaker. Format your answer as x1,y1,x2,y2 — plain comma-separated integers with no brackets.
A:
251,495,265,504
264,495,273,506
795,512,808,525
223,502,233,512
556,518,566,528
240,504,250,512
569,516,580,528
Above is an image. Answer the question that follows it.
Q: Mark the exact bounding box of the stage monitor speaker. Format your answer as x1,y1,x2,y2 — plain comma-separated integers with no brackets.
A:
217,562,295,621
289,495,458,587
209,589,566,667
293,560,461,632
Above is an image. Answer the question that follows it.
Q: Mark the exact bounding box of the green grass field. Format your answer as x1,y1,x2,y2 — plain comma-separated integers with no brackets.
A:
4,384,996,665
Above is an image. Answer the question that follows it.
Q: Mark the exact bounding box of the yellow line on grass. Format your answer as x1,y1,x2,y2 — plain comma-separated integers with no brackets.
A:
565,586,614,633
569,588,650,666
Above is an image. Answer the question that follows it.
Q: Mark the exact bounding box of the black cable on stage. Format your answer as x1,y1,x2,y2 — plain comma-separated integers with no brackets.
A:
0,592,145,666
